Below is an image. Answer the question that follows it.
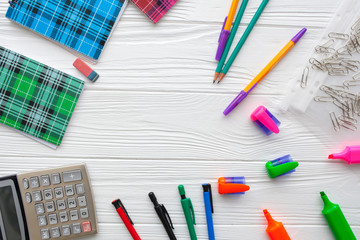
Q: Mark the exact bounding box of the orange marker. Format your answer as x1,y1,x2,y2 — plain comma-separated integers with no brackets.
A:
263,209,291,240
218,177,250,194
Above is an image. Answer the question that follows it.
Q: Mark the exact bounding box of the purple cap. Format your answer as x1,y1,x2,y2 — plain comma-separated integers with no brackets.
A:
291,28,307,44
223,90,248,116
218,17,227,42
216,30,230,61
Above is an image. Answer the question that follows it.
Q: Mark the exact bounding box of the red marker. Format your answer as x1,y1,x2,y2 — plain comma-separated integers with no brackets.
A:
112,199,141,240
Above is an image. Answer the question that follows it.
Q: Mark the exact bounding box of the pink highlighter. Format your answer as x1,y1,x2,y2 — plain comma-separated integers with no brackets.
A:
329,146,360,164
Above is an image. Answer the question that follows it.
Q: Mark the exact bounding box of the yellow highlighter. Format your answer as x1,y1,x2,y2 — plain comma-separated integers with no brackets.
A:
223,28,307,116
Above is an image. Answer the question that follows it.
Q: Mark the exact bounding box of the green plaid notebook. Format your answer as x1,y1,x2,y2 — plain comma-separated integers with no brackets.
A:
0,46,84,148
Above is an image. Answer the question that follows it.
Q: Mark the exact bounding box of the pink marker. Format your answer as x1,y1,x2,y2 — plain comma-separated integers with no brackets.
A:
328,146,360,164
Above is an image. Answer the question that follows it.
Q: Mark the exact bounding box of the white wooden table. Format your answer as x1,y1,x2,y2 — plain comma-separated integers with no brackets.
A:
1,0,359,239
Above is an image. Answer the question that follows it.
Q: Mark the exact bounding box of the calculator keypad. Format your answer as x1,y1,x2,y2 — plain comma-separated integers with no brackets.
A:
51,173,61,185
41,175,51,187
18,164,97,239
30,177,40,188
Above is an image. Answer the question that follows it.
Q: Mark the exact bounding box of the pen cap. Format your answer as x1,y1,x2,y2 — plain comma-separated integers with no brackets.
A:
263,209,291,240
112,199,122,209
250,106,280,135
178,185,186,198
218,177,250,194
148,192,159,205
291,28,307,44
320,192,356,240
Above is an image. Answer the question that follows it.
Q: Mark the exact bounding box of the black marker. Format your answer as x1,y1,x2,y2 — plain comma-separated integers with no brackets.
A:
148,192,177,240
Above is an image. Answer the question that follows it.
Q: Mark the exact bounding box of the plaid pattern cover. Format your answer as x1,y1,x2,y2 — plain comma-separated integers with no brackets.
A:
131,0,177,23
6,0,126,61
0,46,84,146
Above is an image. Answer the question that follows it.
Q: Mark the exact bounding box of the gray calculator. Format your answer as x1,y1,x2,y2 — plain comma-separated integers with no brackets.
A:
0,164,97,240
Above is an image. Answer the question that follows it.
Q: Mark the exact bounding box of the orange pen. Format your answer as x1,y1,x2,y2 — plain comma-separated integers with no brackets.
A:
223,28,307,115
263,209,291,240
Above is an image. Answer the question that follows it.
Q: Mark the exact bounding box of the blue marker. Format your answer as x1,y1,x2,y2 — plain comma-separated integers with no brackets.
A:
202,184,215,240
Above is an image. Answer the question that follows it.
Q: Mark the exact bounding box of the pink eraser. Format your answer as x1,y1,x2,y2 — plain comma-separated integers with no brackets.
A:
73,58,99,82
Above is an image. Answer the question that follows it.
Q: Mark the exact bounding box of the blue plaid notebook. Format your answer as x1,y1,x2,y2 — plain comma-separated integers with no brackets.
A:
6,0,127,62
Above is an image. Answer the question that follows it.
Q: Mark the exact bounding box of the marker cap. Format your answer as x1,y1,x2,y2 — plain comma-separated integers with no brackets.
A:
251,106,280,135
218,177,250,194
266,155,299,178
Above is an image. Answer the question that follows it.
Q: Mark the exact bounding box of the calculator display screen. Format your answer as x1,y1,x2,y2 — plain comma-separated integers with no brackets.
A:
0,179,26,240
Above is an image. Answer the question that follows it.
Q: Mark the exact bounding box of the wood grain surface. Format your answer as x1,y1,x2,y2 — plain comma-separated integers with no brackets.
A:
1,0,359,239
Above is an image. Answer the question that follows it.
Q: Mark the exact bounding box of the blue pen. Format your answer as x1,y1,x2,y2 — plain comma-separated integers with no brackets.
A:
202,184,215,240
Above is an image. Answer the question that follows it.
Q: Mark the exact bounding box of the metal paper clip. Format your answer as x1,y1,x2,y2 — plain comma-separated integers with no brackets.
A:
328,32,349,40
300,67,309,88
309,58,326,71
352,72,360,81
314,96,333,102
329,112,340,132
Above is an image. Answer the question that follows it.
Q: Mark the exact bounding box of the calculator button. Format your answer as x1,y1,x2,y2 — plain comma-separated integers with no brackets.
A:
59,211,69,223
51,173,61,185
23,178,29,189
82,221,92,232
68,198,77,208
54,187,64,198
65,185,74,196
72,223,82,234
57,199,66,211
43,189,53,200
40,175,50,186
62,225,71,236
45,201,56,212
75,183,85,194
25,192,32,203
30,177,40,188
51,227,60,238
40,229,50,239
35,203,45,214
38,215,47,226
80,208,89,219
63,170,82,183
70,210,79,221
48,213,58,225
78,196,87,207
33,191,43,202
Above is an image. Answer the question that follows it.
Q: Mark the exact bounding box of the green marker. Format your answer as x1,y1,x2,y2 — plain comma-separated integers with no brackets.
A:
178,185,197,240
320,191,356,240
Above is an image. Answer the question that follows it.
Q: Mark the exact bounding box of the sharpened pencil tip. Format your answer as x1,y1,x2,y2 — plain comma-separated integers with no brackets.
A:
213,72,219,82
219,73,226,82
